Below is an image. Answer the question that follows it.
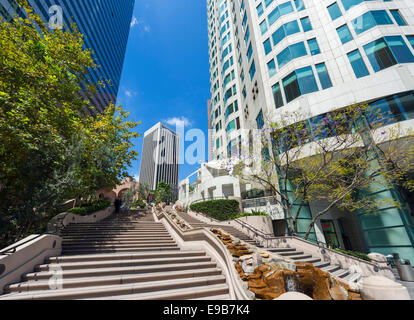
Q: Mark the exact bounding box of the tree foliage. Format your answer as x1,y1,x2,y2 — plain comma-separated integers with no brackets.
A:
226,104,414,240
0,1,140,247
155,181,171,204
190,199,240,221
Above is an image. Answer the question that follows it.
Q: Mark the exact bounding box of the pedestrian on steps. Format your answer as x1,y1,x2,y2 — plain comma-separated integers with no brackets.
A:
114,197,122,215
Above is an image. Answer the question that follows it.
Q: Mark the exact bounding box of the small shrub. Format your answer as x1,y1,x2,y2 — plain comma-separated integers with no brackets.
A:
231,211,269,219
190,199,240,221
68,199,111,216
131,198,147,209
333,248,371,262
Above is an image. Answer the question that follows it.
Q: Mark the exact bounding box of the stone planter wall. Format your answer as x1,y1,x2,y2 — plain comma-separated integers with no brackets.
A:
0,234,61,294
47,205,114,232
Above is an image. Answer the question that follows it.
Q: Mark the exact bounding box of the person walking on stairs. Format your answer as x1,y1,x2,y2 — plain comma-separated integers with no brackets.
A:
114,197,122,215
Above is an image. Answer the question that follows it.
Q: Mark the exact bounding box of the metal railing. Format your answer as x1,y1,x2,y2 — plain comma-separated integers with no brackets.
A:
242,196,279,208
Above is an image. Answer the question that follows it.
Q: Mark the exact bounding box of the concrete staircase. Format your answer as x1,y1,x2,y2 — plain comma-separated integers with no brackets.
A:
0,212,230,300
178,211,353,281
261,247,352,280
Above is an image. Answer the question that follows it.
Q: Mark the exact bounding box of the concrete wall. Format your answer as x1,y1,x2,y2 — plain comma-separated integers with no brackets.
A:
47,206,114,232
0,235,62,294
234,215,274,235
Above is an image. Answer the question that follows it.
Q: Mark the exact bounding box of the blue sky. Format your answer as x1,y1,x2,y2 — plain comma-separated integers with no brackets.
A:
116,0,210,182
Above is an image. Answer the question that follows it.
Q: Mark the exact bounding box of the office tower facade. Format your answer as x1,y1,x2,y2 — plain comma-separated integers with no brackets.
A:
0,0,135,112
207,0,414,261
207,99,214,161
139,123,180,198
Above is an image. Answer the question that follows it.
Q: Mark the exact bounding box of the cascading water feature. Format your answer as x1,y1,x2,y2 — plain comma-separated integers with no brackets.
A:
284,274,297,292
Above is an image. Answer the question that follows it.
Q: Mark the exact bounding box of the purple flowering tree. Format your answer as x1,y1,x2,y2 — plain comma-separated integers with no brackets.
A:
222,105,414,240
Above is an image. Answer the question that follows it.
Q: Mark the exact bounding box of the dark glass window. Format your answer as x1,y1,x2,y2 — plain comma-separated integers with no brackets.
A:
315,63,333,89
347,49,370,78
300,16,312,32
337,24,353,44
256,110,264,129
307,38,321,55
327,2,342,21
272,83,284,108
363,36,414,72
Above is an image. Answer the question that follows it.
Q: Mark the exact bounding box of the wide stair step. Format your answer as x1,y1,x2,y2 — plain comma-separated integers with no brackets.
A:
330,268,350,278
62,236,173,241
320,265,341,273
263,247,297,253
61,232,172,237
298,257,322,264
0,275,227,300
6,268,223,293
46,251,207,263
62,240,176,246
61,246,181,255
85,283,230,300
23,261,218,281
282,254,313,261
35,256,212,271
278,251,304,256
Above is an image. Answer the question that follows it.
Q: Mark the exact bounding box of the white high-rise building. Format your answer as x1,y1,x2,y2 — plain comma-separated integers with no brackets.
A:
139,123,180,198
207,0,414,262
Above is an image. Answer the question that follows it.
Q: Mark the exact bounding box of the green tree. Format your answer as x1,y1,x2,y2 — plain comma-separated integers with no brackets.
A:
138,182,152,203
0,1,140,247
155,181,171,204
122,181,138,210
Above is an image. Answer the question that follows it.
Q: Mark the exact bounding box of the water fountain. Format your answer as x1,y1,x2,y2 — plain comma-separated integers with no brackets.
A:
211,228,362,300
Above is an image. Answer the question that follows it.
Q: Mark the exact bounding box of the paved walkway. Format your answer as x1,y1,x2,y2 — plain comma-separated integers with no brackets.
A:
392,268,414,299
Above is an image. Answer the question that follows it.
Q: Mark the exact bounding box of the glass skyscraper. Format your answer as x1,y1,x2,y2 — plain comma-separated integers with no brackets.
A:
0,0,135,112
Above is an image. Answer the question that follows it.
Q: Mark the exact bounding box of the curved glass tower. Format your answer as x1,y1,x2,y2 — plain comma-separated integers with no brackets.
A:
207,0,414,262
0,0,135,112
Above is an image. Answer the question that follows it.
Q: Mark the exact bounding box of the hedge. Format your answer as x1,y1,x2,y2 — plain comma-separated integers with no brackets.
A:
190,199,240,221
333,248,371,262
232,211,269,219
67,199,111,216
131,198,147,209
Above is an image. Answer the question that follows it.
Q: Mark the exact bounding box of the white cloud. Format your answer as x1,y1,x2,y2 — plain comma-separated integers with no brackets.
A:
130,16,138,28
123,88,137,98
130,16,151,34
164,116,192,128
133,174,140,182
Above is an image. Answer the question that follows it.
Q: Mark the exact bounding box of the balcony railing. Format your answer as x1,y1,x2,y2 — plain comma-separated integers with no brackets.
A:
242,196,278,208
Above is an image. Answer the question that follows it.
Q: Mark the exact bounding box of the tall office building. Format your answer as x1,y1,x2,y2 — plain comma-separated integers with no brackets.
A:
0,0,135,112
139,123,180,198
207,0,414,261
207,99,214,161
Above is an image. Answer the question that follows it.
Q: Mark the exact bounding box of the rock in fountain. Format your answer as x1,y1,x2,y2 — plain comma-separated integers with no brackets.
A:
274,292,313,300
